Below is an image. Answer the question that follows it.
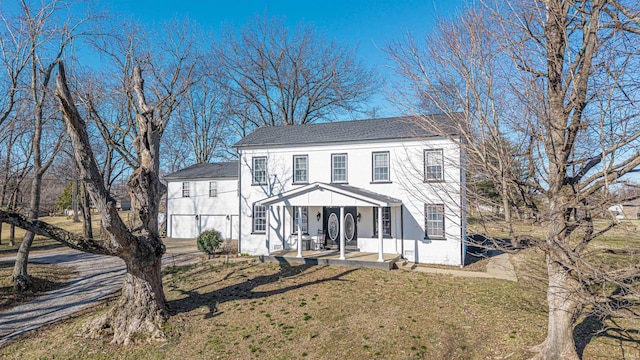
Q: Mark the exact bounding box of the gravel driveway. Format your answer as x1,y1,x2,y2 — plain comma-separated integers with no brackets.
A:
0,238,200,346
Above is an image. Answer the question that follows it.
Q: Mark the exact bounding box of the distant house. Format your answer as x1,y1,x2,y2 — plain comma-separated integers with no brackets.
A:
608,202,640,219
164,162,239,240
623,203,640,219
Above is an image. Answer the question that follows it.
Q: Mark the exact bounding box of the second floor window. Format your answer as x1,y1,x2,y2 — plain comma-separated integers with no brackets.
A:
209,181,217,197
372,152,390,182
252,157,267,185
293,155,308,183
182,182,190,198
331,154,347,183
424,149,444,181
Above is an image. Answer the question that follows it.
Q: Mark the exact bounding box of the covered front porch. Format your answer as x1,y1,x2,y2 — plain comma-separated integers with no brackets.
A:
259,249,402,271
259,182,404,264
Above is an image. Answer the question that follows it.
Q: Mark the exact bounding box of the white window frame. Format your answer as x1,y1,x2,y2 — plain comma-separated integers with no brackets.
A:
253,204,267,233
372,151,390,182
291,206,309,234
293,155,308,184
252,157,267,185
182,182,190,198
425,204,445,239
373,207,392,237
331,153,348,183
424,149,444,181
209,181,217,197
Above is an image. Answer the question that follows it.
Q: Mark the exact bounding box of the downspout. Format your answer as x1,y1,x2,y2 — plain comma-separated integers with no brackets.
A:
237,150,242,255
400,205,404,259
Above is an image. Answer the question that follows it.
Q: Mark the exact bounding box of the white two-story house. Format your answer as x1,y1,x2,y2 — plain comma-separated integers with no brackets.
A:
165,161,239,240
234,115,466,266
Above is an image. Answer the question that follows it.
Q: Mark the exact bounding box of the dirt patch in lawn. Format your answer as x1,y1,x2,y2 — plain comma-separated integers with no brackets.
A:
0,262,77,312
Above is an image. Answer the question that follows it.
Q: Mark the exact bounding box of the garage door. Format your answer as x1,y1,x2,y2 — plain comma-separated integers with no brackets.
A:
230,215,239,240
200,215,228,239
170,215,198,238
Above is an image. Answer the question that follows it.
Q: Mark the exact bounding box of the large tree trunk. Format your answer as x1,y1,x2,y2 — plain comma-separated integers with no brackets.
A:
532,255,580,360
84,244,167,344
54,62,170,344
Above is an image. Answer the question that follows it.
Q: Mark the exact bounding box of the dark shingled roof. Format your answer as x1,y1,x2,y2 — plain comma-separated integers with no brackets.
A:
163,161,238,181
233,115,458,148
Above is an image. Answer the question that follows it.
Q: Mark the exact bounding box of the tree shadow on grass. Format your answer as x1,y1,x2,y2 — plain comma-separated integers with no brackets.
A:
168,261,357,319
0,261,78,312
574,314,640,359
0,241,65,256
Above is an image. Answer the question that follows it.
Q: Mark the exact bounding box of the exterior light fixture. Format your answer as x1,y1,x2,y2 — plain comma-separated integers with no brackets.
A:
357,212,361,222
316,211,321,221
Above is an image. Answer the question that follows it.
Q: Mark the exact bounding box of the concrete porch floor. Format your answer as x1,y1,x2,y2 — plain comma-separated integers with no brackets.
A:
259,249,401,270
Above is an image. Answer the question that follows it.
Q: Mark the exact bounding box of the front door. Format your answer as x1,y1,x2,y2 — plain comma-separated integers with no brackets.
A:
323,207,357,249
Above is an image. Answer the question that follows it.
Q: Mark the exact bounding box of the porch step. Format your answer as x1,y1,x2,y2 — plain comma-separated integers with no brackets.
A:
259,253,401,271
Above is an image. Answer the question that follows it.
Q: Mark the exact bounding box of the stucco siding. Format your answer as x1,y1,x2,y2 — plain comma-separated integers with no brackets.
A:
238,138,464,265
167,178,239,239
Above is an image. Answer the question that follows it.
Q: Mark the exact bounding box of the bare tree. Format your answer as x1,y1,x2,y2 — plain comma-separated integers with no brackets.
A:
0,61,178,344
11,0,87,290
387,1,640,359
87,18,200,173
171,64,230,164
0,0,31,246
0,114,33,246
215,16,378,137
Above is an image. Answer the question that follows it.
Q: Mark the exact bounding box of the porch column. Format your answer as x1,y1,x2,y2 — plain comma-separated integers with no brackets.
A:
377,206,384,262
266,206,271,256
339,207,345,260
296,206,303,258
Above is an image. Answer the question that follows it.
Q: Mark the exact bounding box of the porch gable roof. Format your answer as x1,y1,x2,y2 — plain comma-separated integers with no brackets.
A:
258,182,402,207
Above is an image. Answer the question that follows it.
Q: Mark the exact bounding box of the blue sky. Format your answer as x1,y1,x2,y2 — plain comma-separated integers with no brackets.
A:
96,0,469,117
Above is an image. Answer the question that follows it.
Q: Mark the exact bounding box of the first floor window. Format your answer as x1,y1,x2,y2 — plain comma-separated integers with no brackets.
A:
372,152,390,182
292,206,308,234
182,182,190,197
252,157,267,185
424,149,444,181
425,204,445,238
331,153,347,183
293,155,308,183
209,181,218,197
253,204,267,233
373,207,392,237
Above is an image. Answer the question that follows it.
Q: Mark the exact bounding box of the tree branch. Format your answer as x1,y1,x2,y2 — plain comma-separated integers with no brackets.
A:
0,208,111,255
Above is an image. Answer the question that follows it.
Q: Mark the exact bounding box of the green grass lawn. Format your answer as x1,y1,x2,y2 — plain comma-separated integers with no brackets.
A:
0,217,638,359
0,213,123,257
1,254,638,359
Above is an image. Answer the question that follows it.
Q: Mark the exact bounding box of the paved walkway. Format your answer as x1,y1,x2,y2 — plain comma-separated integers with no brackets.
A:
0,238,200,347
397,251,518,282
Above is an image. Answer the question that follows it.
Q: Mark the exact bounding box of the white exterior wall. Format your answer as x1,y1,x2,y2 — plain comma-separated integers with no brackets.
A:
238,137,465,265
166,178,239,240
